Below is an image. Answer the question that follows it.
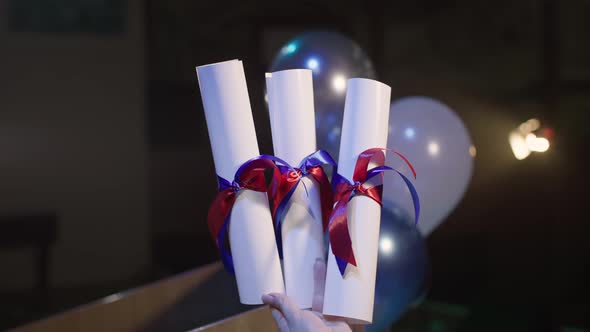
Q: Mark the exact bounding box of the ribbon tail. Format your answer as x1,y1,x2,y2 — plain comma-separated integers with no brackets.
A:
328,191,357,276
307,166,333,232
218,214,234,274
207,190,237,273
336,256,349,276
356,148,417,180
269,167,283,216
394,170,421,224
271,172,299,259
389,150,417,179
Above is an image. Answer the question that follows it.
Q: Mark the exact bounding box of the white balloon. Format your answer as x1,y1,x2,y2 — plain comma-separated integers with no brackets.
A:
383,96,474,236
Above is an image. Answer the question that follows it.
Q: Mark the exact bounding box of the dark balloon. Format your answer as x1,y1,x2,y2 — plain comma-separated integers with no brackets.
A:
368,206,430,331
269,31,376,160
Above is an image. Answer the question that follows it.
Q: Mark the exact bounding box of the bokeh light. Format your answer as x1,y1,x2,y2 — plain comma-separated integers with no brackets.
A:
306,57,319,72
379,236,395,256
509,118,551,160
281,42,298,55
427,141,440,156
331,73,346,94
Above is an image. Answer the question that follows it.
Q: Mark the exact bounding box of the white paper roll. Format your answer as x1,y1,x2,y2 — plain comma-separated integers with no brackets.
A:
266,69,317,165
196,59,285,304
266,69,325,309
322,78,391,324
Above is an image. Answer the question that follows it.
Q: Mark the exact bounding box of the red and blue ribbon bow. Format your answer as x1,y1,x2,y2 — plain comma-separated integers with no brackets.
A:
269,150,337,258
329,148,420,276
207,155,294,273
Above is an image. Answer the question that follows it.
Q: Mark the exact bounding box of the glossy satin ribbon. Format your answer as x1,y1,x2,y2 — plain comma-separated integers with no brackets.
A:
269,150,336,258
329,148,420,276
207,155,294,273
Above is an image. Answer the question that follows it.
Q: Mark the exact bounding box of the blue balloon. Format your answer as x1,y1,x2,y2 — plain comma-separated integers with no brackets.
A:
384,97,474,236
368,206,430,331
270,31,376,160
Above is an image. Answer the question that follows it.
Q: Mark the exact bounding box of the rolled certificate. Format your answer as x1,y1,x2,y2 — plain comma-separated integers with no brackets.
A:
196,59,285,304
323,78,391,323
266,69,325,309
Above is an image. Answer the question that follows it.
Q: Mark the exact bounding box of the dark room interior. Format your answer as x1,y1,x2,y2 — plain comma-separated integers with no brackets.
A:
1,1,589,331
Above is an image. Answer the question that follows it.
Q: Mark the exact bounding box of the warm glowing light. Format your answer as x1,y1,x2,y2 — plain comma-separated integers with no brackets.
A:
404,127,415,139
379,236,394,255
469,145,477,157
427,141,440,156
331,74,347,94
527,118,540,131
518,118,541,134
281,42,298,55
306,57,319,71
533,137,550,152
525,133,536,145
509,131,531,160
525,133,550,152
510,118,550,160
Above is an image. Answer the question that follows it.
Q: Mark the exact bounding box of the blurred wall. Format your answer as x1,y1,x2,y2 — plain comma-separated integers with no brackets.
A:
0,0,149,289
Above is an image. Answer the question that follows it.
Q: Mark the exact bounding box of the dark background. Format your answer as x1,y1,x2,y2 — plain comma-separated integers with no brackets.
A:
1,0,589,330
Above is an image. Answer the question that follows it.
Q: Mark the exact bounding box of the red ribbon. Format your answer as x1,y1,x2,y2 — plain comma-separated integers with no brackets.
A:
329,148,419,275
270,166,333,229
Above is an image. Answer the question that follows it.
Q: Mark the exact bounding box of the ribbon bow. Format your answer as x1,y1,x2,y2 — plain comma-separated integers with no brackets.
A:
207,155,293,273
329,148,420,276
269,150,336,258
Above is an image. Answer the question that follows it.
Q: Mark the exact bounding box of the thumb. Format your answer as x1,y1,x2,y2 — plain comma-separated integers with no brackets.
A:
262,293,299,323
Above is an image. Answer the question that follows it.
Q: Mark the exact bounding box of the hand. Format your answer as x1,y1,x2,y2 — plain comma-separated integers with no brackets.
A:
262,259,353,332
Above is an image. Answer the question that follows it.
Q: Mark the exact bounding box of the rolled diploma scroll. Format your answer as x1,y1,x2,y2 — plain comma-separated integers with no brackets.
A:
265,69,325,309
322,78,391,323
196,59,285,304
